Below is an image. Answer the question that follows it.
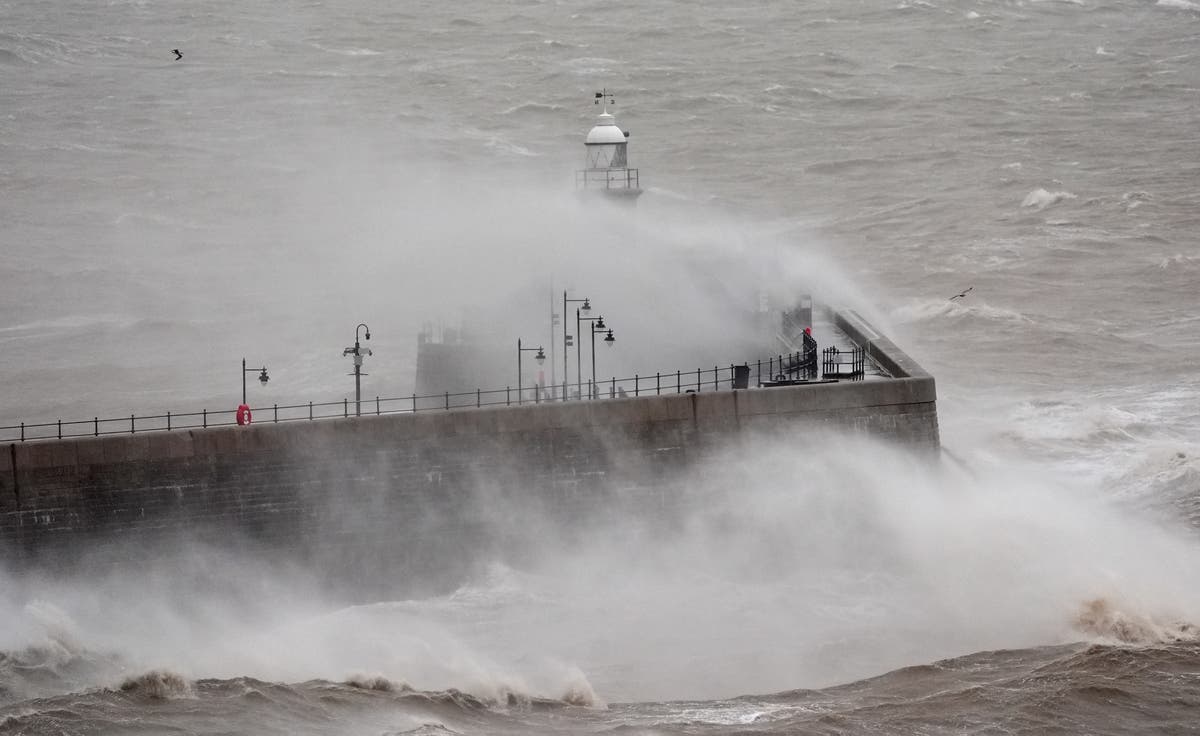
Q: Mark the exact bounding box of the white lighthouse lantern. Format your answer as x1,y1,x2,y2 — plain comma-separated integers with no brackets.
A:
575,90,643,201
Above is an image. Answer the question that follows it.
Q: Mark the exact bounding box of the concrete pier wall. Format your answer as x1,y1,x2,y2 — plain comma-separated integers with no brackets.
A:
0,313,938,587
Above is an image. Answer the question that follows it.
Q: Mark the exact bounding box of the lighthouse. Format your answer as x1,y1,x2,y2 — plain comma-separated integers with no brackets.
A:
575,90,643,202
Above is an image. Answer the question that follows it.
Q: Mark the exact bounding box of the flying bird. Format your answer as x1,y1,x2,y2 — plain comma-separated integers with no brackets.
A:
172,49,182,61
949,286,973,301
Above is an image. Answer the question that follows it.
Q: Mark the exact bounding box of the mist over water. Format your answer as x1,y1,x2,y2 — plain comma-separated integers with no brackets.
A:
3,0,1200,732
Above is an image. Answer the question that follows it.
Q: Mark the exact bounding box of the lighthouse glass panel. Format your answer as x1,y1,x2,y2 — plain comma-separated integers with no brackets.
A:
586,142,627,169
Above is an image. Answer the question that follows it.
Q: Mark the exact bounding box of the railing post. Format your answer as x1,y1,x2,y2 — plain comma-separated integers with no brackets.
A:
20,422,24,441
94,417,98,437
273,404,278,423
167,411,171,431
130,414,135,434
507,387,511,406
412,394,416,413
309,401,313,420
376,396,380,415
730,364,735,389
445,392,449,410
696,368,701,392
676,370,681,393
635,374,639,397
656,372,661,395
611,376,615,397
203,409,207,429
477,388,481,408
57,420,61,440
714,365,719,390
344,398,348,418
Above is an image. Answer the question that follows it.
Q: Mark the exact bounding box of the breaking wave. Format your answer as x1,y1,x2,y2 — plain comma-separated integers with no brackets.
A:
1157,0,1200,10
890,297,1033,326
117,670,193,699
1073,598,1198,644
1022,188,1078,210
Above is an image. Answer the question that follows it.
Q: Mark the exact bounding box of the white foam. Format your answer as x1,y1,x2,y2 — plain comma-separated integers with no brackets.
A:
891,297,1032,326
1022,188,1077,210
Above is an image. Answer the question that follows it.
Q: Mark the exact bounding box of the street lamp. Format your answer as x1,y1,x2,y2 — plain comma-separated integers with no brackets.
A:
578,314,609,397
563,291,590,400
342,322,372,417
577,309,608,398
517,338,546,405
242,358,269,405
590,322,615,398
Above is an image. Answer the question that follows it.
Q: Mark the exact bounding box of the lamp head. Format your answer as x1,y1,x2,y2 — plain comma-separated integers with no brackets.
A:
594,316,606,330
365,330,370,340
535,348,546,365
258,368,270,385
580,298,592,317
604,329,615,347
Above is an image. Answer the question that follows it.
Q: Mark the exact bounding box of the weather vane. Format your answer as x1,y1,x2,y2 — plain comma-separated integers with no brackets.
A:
594,88,615,108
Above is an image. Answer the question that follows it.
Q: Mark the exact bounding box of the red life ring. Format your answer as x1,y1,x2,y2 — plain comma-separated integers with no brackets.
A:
236,404,252,426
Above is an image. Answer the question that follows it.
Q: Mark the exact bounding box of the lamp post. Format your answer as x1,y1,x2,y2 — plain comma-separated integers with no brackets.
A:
242,358,269,405
590,322,615,398
342,323,371,417
578,314,607,398
517,338,546,405
563,291,590,400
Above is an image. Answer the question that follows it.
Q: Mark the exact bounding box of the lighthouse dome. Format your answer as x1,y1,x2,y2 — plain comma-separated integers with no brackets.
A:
586,112,627,144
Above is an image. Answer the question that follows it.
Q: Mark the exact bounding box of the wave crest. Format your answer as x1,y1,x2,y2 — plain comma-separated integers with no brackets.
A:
117,670,193,699
1022,188,1077,210
345,674,412,693
891,298,1031,326
1073,598,1198,644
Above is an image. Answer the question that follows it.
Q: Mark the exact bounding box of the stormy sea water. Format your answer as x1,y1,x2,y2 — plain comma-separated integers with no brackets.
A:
3,0,1200,733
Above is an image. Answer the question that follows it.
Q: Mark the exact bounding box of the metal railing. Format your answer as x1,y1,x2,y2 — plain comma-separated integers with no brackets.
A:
575,167,640,190
822,346,865,379
0,348,840,443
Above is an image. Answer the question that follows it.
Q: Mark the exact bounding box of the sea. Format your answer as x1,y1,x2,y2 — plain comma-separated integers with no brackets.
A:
2,0,1200,733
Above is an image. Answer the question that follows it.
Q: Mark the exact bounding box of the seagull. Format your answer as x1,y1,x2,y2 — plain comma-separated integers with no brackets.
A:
172,49,182,61
949,286,973,301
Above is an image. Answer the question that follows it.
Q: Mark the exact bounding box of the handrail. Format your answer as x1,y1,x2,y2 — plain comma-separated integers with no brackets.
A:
0,349,820,443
